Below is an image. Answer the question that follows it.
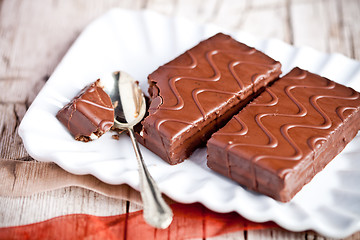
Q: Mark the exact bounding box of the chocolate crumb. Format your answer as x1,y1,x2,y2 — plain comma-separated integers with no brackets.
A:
112,134,120,140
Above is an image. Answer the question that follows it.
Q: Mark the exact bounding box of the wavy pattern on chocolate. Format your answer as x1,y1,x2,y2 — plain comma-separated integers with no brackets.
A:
75,101,114,132
78,99,114,111
153,49,279,131
159,50,276,111
191,88,237,117
215,115,249,136
336,106,359,121
214,68,360,183
142,33,281,164
72,84,114,131
250,88,279,107
307,136,327,151
155,118,193,137
163,51,198,69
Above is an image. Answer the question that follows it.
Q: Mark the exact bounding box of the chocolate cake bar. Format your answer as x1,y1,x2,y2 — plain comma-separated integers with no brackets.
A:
207,67,360,202
56,79,114,142
139,33,282,164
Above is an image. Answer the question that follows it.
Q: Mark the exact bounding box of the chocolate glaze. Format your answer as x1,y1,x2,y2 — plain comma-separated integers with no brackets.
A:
138,33,282,164
207,67,360,202
56,80,114,142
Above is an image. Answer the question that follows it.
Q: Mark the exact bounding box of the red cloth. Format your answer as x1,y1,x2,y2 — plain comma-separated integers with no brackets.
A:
0,202,278,239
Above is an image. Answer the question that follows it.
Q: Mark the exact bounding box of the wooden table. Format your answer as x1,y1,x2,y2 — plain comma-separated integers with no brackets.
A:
1,0,359,239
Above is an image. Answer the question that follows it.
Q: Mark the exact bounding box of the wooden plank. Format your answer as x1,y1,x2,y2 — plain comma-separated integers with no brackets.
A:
174,0,219,23
211,0,247,30
0,0,147,103
146,0,178,15
0,187,128,227
250,0,289,8
0,104,28,160
207,230,245,240
290,0,328,52
247,229,307,240
0,160,141,202
291,0,358,60
234,0,289,42
340,0,360,60
325,0,353,58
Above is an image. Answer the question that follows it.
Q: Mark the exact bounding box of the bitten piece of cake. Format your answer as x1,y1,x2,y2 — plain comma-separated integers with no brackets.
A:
56,79,114,142
207,67,360,202
138,33,282,164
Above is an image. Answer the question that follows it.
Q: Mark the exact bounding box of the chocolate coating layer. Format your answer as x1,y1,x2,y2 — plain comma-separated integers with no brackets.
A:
139,33,281,164
207,67,360,202
56,80,114,142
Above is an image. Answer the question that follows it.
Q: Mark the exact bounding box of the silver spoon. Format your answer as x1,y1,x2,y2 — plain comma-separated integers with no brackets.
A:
103,71,173,229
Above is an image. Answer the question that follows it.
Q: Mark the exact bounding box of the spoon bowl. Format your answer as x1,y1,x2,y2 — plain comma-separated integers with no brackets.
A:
103,71,173,229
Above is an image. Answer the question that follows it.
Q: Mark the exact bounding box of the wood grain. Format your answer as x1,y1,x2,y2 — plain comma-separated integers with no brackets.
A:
0,160,141,201
1,0,360,239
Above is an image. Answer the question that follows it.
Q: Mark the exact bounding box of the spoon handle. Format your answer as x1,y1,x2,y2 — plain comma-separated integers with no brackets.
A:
128,127,173,229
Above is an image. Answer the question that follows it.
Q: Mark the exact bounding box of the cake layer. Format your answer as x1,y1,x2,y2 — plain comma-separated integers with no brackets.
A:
207,67,360,202
56,79,114,142
139,33,282,164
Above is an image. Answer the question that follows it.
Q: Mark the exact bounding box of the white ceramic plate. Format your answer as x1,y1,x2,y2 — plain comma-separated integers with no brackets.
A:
18,8,360,238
